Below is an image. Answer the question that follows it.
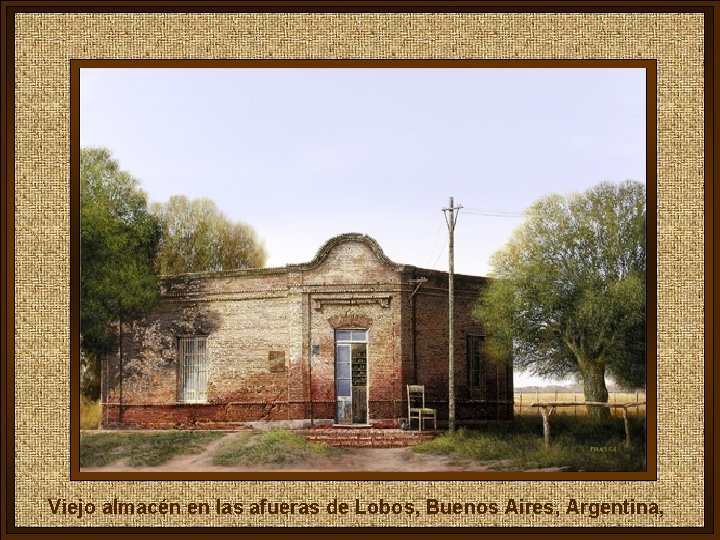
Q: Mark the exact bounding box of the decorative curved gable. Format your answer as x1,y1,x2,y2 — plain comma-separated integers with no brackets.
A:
290,233,405,272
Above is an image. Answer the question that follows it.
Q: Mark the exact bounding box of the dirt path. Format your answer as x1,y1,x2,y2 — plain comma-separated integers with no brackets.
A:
82,432,501,472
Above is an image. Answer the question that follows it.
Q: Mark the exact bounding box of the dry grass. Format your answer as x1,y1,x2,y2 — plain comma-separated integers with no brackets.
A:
212,429,343,466
80,431,225,468
80,397,101,430
414,415,646,472
514,391,646,417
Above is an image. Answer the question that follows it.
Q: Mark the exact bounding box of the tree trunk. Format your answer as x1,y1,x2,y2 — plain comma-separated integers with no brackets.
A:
118,318,124,424
579,360,611,421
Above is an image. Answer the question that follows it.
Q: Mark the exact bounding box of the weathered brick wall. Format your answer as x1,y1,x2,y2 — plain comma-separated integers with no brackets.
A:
101,234,511,428
412,270,512,423
103,270,300,425
301,239,407,423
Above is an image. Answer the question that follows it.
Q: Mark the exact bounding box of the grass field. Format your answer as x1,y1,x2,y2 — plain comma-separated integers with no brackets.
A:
414,415,646,471
79,429,342,469
212,429,343,466
514,391,646,416
80,431,225,468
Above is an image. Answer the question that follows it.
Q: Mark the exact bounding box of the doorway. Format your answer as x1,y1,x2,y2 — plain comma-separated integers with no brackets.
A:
334,329,368,424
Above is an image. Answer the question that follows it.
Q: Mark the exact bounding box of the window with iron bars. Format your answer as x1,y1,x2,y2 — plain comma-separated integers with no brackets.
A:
467,335,485,399
177,336,208,403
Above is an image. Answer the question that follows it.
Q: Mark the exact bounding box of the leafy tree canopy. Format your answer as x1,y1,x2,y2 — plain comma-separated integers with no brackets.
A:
81,147,161,397
151,195,267,275
475,181,646,417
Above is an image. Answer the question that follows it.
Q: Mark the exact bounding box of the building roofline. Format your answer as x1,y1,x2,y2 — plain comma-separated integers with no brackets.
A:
411,265,489,282
160,264,288,281
159,233,487,283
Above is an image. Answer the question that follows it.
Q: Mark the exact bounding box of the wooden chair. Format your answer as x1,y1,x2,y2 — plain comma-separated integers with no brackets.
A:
407,385,437,431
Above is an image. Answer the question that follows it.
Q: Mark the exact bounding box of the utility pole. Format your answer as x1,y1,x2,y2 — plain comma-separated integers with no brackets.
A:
443,196,462,432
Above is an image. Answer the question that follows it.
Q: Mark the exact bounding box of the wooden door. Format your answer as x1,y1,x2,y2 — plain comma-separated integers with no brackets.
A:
351,344,368,424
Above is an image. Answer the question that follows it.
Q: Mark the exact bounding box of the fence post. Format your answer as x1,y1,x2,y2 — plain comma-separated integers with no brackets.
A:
574,394,577,417
540,406,551,448
519,391,523,415
622,407,631,448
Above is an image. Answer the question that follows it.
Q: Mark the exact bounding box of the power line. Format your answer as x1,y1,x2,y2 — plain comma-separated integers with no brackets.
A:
462,208,524,218
425,222,443,269
426,206,520,272
430,237,447,270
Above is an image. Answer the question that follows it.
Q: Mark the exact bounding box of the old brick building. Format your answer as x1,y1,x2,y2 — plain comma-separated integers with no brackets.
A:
101,233,513,429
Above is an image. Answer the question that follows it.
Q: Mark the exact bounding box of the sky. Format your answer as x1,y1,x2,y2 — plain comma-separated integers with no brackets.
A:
80,67,646,386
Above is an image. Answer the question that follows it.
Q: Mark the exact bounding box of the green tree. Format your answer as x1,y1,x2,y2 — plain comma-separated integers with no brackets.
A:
81,147,161,399
475,181,646,419
151,195,267,275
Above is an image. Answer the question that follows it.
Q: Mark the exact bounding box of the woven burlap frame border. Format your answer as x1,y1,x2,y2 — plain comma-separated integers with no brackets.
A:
11,10,704,528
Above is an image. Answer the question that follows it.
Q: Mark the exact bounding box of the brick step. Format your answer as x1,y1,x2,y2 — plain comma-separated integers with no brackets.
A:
302,429,437,448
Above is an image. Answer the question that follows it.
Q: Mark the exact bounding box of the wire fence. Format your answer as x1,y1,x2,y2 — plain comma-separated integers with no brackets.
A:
514,391,646,417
